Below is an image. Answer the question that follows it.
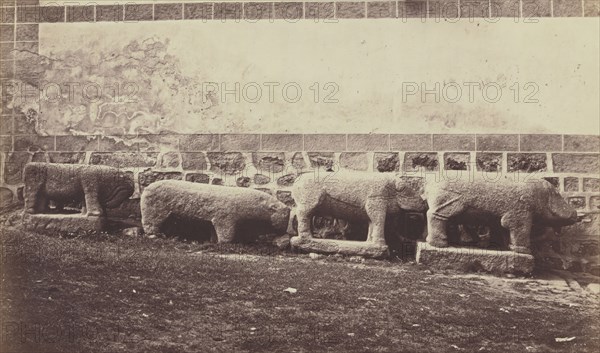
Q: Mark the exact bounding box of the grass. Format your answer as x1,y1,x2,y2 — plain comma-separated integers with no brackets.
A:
1,218,599,353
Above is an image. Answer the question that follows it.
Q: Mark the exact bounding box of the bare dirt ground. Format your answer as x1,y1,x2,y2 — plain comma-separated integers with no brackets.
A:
1,216,599,353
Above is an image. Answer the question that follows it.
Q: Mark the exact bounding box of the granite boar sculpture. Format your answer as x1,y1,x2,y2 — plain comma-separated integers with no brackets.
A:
141,180,290,243
24,162,134,216
292,171,428,245
424,178,578,254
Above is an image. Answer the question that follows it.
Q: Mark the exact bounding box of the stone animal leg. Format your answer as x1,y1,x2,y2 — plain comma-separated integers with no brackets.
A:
142,213,167,235
501,212,532,254
214,219,237,243
34,194,49,214
24,181,44,214
296,206,314,238
141,209,169,237
425,192,465,248
426,210,450,247
365,198,387,245
82,183,103,217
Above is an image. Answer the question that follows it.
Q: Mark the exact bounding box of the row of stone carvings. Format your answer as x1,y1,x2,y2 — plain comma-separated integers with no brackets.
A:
21,162,580,274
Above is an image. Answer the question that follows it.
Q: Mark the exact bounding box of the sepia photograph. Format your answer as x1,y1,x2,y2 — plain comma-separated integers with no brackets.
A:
0,0,599,352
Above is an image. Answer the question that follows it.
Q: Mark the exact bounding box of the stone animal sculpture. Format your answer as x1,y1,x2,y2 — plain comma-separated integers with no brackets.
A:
292,171,428,245
23,162,134,216
423,178,578,254
141,180,290,243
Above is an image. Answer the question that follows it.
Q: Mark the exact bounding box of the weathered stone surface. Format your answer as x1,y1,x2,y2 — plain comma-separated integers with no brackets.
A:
207,152,246,175
293,171,427,245
23,163,134,217
253,153,285,173
590,196,600,211
563,135,600,152
339,152,368,171
367,1,396,18
220,134,260,151
404,152,438,171
433,134,475,151
98,136,139,152
583,178,600,192
138,135,180,152
184,3,213,20
291,152,307,170
48,152,85,164
543,177,559,188
14,135,54,152
179,134,219,152
374,153,399,172
277,174,297,187
0,116,12,135
584,0,600,16
273,234,291,250
3,152,31,185
568,197,586,210
444,152,469,170
290,237,389,258
23,213,107,233
141,180,290,243
552,154,599,173
276,190,296,207
305,1,335,19
390,134,431,151
154,3,183,20
253,174,270,185
476,134,518,151
0,187,14,208
507,153,547,172
347,134,389,151
90,152,158,168
32,152,48,162
181,152,207,171
185,173,210,184
0,136,12,152
416,242,535,274
138,171,182,190
424,178,577,254
255,188,272,195
564,177,579,192
553,0,582,17
261,134,303,151
304,135,345,152
476,153,502,172
56,135,98,151
307,152,334,170
236,176,251,187
211,178,224,186
159,152,180,169
519,134,561,152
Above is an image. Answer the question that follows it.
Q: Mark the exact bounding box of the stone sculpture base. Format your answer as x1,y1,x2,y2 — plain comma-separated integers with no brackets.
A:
416,242,534,274
23,213,106,233
290,236,389,258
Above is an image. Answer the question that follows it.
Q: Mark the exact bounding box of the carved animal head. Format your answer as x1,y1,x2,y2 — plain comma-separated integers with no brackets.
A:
99,170,135,208
269,201,291,233
394,176,428,212
536,180,578,227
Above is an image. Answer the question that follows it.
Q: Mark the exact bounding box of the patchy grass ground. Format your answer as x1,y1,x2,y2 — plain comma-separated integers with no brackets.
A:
1,224,599,353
